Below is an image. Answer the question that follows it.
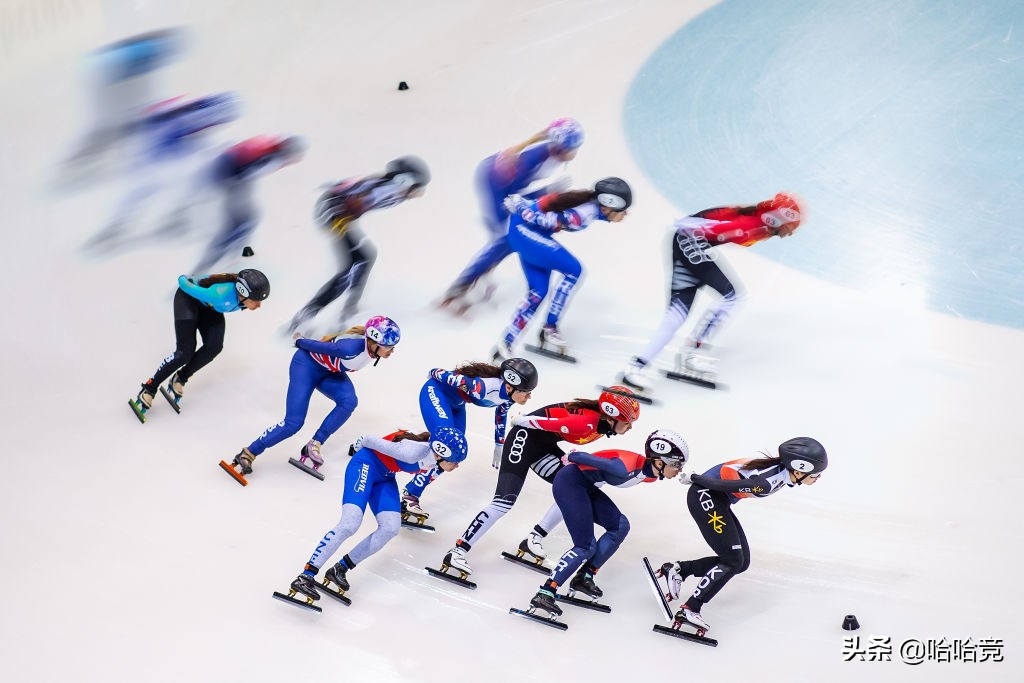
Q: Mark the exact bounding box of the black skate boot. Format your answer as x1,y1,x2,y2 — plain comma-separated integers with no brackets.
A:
569,568,603,599
530,589,563,617
323,562,350,592
233,447,256,474
289,573,321,601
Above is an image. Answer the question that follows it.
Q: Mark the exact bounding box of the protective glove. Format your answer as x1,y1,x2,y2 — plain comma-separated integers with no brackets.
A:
492,443,503,469
679,471,695,486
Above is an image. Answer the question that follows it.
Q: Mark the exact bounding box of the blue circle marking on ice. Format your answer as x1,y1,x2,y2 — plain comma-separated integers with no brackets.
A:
625,0,1024,328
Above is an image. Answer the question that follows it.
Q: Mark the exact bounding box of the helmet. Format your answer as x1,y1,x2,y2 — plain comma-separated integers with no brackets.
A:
594,177,632,210
778,437,827,474
235,269,270,301
500,358,539,393
364,315,401,346
547,118,585,153
385,155,431,188
430,426,468,463
758,192,801,229
644,429,689,466
598,386,640,423
279,135,307,162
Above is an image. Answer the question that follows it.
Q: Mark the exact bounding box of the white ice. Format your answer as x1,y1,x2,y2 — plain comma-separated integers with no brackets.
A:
1,1,1021,682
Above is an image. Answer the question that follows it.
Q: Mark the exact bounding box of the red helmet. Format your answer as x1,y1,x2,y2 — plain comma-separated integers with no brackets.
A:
598,386,641,423
756,192,801,229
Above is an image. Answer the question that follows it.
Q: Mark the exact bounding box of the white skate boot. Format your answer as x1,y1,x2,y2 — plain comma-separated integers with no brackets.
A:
442,545,473,578
491,338,515,363
621,359,651,391
516,531,546,562
674,604,710,632
539,325,568,351
401,489,429,520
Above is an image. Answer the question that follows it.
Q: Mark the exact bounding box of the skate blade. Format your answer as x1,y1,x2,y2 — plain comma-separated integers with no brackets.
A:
664,369,719,390
158,386,182,413
128,398,147,424
315,581,352,606
424,566,477,589
557,592,611,613
596,384,655,405
523,344,578,364
271,591,322,613
652,623,718,647
641,557,675,622
400,519,436,533
501,551,552,574
509,606,567,630
218,460,249,486
287,457,325,481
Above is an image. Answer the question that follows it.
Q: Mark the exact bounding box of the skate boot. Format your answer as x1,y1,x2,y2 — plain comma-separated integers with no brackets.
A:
323,562,350,592
168,372,186,399
569,568,603,599
539,325,568,352
621,358,651,391
137,384,156,409
439,284,470,312
674,603,710,633
490,338,514,363
289,573,321,602
233,447,256,475
529,588,563,617
401,489,429,521
442,545,473,579
678,344,717,375
656,561,691,600
516,531,546,562
299,439,324,470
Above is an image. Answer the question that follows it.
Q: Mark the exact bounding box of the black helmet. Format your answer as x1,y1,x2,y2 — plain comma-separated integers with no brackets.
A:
779,437,827,474
235,269,270,301
385,155,431,188
500,357,539,393
644,429,689,466
594,177,632,210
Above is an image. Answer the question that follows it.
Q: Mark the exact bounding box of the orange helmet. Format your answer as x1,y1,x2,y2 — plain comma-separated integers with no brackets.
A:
598,386,641,423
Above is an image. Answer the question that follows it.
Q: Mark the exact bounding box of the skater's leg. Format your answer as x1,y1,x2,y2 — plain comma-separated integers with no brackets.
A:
290,228,359,328
682,485,749,605
311,373,358,444
337,224,377,319
588,490,630,570
344,479,402,565
542,248,582,329
546,466,597,588
143,288,201,388
175,306,225,381
247,353,321,455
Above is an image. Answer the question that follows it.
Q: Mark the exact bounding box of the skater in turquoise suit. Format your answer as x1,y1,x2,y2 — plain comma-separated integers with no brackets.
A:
130,269,269,421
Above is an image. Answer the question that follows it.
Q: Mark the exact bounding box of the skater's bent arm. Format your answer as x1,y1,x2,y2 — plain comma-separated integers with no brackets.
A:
566,450,630,478
294,336,365,360
361,436,430,465
691,473,771,494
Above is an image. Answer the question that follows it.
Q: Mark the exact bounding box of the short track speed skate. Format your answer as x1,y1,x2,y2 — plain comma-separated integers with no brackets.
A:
425,546,476,589
219,448,255,487
510,590,568,631
272,575,322,613
500,549,552,575
524,326,577,364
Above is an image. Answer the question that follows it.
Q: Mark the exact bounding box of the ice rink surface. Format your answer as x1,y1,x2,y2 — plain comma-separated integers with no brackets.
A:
1,1,1021,682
